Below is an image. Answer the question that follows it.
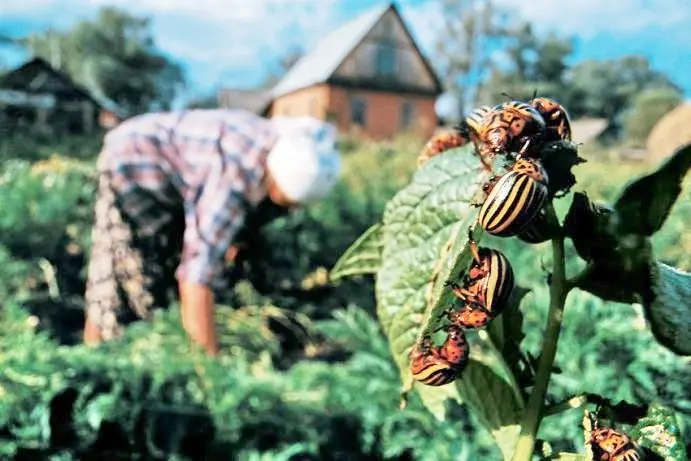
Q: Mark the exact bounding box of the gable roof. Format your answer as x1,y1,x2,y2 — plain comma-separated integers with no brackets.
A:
0,56,128,117
270,2,443,99
0,57,99,103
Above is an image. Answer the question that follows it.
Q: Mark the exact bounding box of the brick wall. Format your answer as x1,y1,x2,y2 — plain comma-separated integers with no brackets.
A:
269,84,437,140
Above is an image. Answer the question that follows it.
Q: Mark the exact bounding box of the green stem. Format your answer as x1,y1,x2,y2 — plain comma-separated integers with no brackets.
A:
511,230,572,461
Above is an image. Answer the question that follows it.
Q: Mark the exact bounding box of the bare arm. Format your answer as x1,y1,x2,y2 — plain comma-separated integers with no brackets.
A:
179,280,218,356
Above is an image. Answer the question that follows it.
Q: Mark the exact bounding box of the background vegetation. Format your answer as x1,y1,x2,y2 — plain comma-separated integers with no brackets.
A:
1,3,690,460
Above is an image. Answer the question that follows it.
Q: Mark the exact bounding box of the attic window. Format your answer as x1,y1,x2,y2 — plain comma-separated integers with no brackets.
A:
375,41,397,77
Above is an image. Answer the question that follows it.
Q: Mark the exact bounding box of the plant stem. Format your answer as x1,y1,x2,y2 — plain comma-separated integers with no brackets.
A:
511,228,571,461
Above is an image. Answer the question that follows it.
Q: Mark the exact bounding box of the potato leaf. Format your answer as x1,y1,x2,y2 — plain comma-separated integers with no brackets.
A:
614,143,691,236
374,145,489,392
329,222,384,281
646,262,691,355
456,360,524,461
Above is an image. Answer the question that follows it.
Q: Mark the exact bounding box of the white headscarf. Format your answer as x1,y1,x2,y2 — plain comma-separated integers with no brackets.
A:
266,116,341,204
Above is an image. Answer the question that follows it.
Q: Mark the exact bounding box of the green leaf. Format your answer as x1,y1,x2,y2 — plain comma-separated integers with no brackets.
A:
614,143,691,236
330,222,384,281
547,454,587,461
456,360,524,461
646,262,691,355
374,145,491,395
564,193,691,356
631,404,688,461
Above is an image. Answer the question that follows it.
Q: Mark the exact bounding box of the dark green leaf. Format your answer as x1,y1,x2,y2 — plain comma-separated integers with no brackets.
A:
456,360,524,460
614,143,691,236
374,145,490,395
563,192,616,263
645,262,691,355
565,194,691,356
538,140,587,198
631,404,688,461
330,222,384,281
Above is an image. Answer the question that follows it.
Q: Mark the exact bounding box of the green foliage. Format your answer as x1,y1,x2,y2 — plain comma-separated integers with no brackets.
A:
0,158,95,257
623,88,683,146
1,133,691,459
0,302,496,460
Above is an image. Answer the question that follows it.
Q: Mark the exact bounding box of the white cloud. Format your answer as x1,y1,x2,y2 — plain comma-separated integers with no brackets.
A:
401,0,690,43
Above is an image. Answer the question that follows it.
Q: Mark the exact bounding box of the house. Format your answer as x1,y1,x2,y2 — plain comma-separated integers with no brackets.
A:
570,117,609,145
0,57,125,136
218,2,444,140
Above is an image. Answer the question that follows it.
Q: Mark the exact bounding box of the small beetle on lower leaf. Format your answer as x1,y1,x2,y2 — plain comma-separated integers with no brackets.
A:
417,130,470,168
442,232,515,328
586,411,644,461
410,325,470,386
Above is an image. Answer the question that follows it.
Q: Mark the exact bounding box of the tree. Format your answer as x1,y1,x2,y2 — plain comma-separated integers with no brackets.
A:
480,22,574,106
623,87,683,147
566,55,682,125
432,0,512,120
20,7,186,115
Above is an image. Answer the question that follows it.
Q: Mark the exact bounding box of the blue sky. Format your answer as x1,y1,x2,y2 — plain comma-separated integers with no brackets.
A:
1,0,690,108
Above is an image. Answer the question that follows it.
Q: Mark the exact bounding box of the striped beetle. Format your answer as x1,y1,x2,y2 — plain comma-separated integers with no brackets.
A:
442,232,515,328
530,96,573,142
478,156,550,237
410,325,469,386
455,105,495,171
482,101,547,157
457,105,493,144
417,130,470,168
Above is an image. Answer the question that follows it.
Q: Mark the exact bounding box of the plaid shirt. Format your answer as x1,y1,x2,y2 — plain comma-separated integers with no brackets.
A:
97,109,279,287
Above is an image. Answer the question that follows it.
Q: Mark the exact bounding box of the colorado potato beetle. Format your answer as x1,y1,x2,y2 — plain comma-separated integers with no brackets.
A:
443,235,515,328
457,105,493,144
589,425,643,461
530,96,572,142
417,130,470,168
410,325,469,386
482,101,547,157
478,156,550,237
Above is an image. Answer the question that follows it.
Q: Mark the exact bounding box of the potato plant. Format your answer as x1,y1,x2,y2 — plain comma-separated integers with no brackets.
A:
330,99,691,460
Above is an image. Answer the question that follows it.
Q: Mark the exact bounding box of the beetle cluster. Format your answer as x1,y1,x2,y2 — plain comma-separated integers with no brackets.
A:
410,230,515,386
411,95,577,387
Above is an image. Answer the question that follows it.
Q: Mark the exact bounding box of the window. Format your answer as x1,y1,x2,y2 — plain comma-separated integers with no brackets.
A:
401,101,415,130
375,41,397,77
350,96,367,126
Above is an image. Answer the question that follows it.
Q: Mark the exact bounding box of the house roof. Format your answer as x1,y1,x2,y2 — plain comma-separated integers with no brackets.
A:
0,56,128,117
271,1,442,99
570,117,609,144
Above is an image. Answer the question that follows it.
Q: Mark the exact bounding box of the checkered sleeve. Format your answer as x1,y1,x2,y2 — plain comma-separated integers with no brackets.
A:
174,115,273,288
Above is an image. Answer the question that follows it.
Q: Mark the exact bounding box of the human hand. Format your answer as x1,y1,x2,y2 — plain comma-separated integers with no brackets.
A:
225,242,247,265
